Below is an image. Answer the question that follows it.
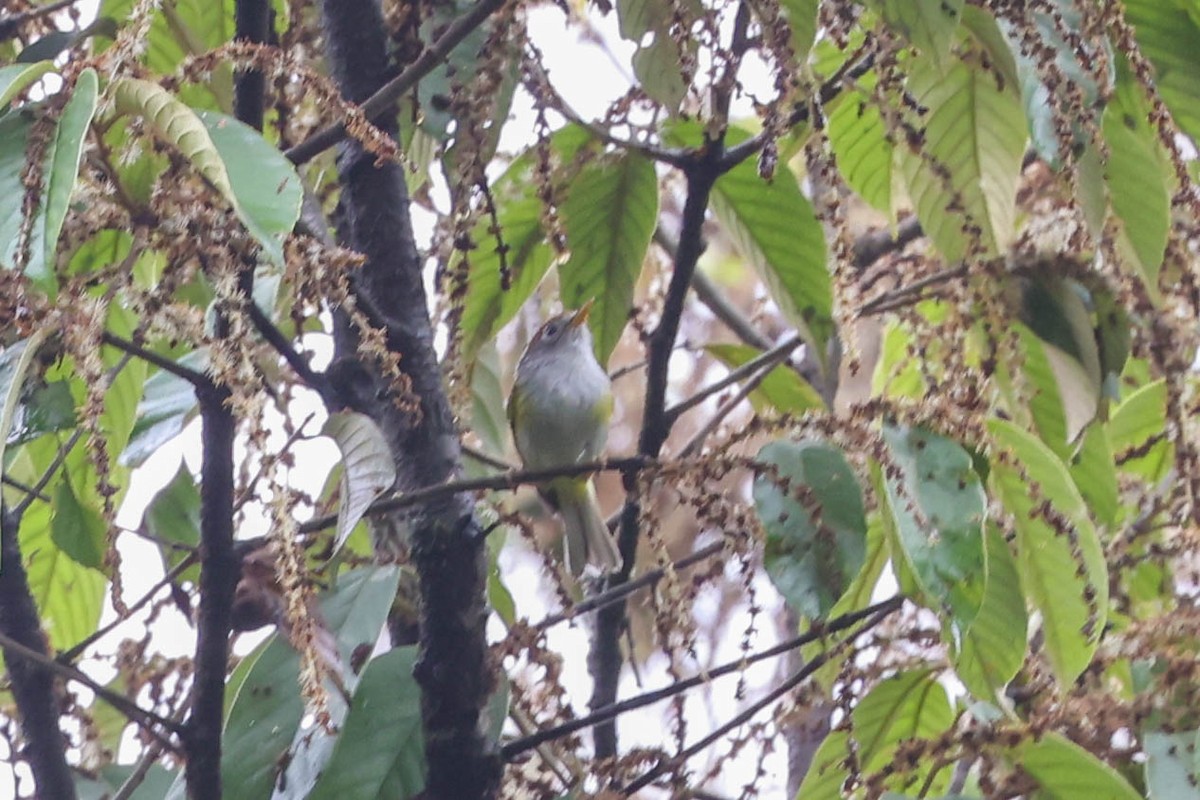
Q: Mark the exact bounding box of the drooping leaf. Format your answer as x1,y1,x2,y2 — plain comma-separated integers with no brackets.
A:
306,648,425,800
559,151,658,364
706,343,826,413
323,411,398,554
1014,731,1141,800
827,86,896,216
795,729,852,800
880,424,986,622
1070,422,1119,529
953,525,1027,700
458,125,593,367
753,439,867,620
469,340,509,460
1101,55,1171,290
988,419,1107,686
50,478,107,570
197,111,304,265
121,350,206,468
897,43,1027,261
706,127,831,352
1124,0,1200,143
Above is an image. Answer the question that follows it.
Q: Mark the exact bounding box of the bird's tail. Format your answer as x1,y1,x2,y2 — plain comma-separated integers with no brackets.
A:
558,479,622,576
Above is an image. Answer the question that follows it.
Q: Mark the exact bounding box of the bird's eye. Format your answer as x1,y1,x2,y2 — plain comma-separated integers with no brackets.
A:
544,322,559,338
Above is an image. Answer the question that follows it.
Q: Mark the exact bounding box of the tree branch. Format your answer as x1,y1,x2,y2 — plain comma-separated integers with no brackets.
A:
182,382,238,798
664,333,802,425
244,301,329,396
0,503,77,799
286,0,508,164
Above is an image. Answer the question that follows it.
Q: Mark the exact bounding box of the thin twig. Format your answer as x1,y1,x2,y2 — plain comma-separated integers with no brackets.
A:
11,428,83,517
0,0,81,39
100,333,210,388
461,443,515,472
244,302,328,394
284,0,509,164
535,541,724,630
665,334,802,424
858,264,968,316
503,597,902,760
59,555,196,663
297,455,652,534
1,475,49,504
620,601,901,794
0,629,183,747
677,360,776,458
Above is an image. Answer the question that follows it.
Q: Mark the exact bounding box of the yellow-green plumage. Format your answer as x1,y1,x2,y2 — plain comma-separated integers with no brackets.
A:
508,303,621,575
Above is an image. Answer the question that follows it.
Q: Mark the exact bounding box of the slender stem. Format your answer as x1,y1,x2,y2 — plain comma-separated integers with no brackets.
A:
0,0,81,39
245,302,328,395
677,360,775,458
11,428,83,517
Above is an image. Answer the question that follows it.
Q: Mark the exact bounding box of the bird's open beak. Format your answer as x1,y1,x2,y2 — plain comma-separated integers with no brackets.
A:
570,298,594,328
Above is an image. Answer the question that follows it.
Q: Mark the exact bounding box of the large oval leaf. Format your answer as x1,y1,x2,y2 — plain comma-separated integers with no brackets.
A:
880,424,986,623
323,411,398,554
753,439,867,619
897,44,1027,261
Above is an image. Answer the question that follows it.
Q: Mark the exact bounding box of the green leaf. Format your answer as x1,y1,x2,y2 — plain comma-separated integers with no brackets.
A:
1101,58,1170,290
618,0,691,110
708,127,831,350
197,111,304,265
121,350,206,468
141,464,201,578
19,502,106,651
953,525,1026,700
1015,731,1141,800
109,78,238,212
753,439,867,619
222,566,402,799
827,87,895,215
458,125,593,367
853,669,954,774
988,420,1107,686
897,46,1027,261
322,411,398,554
0,61,54,108
50,478,107,570
1107,379,1171,482
1124,0,1200,143
778,0,819,62
469,340,509,460
306,648,425,800
795,729,851,800
1070,423,1119,529
1144,729,1200,800
559,152,658,364
0,329,50,477
706,343,826,413
878,0,964,72
880,424,986,622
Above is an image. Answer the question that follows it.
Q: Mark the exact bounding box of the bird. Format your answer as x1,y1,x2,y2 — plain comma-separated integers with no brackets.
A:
507,299,623,575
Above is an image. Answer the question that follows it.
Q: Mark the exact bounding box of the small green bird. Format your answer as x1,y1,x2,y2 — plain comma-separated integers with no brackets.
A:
507,300,622,575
